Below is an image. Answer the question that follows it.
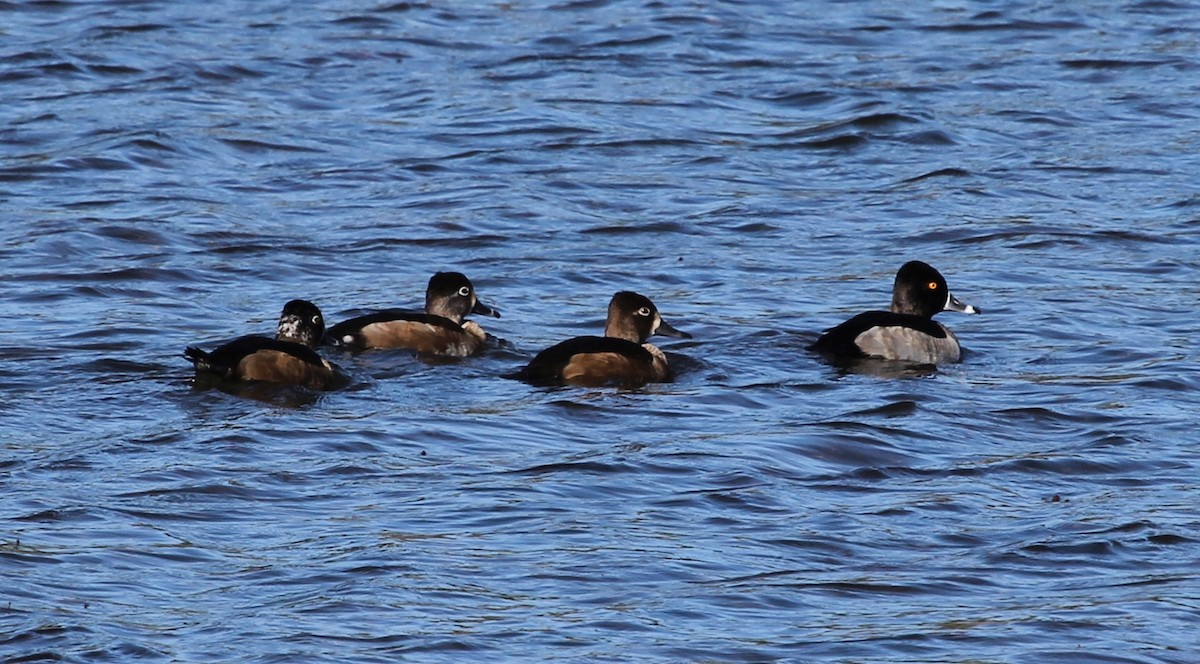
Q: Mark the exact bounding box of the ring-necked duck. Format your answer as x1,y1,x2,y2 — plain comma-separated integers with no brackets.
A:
809,260,980,365
325,271,500,357
184,299,347,389
516,291,692,387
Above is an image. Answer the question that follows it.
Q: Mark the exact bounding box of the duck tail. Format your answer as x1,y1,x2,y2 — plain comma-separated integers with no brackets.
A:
183,346,207,364
184,346,227,378
507,363,562,387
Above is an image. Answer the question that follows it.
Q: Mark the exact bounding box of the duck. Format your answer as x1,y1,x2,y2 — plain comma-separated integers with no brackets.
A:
516,291,691,387
808,260,980,365
184,299,347,390
325,272,500,357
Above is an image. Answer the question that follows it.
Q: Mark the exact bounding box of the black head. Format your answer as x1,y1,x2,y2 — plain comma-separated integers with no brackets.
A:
276,299,325,348
890,261,980,318
424,271,500,324
604,291,692,344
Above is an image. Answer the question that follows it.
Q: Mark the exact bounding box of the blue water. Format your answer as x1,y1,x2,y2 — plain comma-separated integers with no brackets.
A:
3,1,1199,662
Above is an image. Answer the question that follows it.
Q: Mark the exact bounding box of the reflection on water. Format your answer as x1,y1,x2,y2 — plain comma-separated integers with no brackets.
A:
3,0,1199,662
187,374,333,409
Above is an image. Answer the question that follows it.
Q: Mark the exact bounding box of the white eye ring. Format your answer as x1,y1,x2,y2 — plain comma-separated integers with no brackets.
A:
458,286,471,297
311,315,321,324
636,306,651,316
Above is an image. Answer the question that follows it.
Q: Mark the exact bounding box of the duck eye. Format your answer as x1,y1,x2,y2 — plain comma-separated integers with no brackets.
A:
458,286,471,297
927,281,939,290
311,315,321,324
636,307,651,316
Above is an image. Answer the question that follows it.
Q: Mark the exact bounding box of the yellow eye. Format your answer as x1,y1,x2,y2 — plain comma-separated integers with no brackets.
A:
928,281,939,290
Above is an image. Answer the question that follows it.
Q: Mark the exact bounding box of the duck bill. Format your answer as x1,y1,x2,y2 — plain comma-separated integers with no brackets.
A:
945,293,981,315
654,318,692,339
472,299,501,318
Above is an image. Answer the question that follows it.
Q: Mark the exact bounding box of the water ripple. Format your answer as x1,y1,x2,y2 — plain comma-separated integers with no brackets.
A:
2,1,1198,662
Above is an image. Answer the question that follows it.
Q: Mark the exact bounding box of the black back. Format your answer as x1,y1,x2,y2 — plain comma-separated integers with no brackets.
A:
185,335,327,379
516,335,653,385
325,309,463,345
808,311,947,357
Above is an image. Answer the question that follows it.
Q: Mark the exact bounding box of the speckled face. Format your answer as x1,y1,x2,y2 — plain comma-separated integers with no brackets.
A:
276,300,325,347
276,316,302,341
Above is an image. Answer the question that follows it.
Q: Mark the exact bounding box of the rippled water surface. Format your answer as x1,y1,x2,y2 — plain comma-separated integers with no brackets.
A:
3,1,1199,661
